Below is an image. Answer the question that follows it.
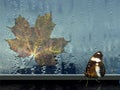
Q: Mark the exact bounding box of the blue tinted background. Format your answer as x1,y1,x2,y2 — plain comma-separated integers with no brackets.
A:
0,0,120,74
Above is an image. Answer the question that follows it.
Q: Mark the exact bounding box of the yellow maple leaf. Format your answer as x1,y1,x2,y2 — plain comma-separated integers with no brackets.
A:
6,13,68,66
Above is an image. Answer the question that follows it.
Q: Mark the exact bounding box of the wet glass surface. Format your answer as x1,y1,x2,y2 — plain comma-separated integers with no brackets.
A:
0,0,120,75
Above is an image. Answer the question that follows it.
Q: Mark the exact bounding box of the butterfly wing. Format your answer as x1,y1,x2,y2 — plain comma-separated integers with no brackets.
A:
85,51,105,78
99,62,105,77
85,61,97,78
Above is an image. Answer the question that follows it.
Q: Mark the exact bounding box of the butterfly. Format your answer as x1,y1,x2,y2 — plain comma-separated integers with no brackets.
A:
85,51,105,78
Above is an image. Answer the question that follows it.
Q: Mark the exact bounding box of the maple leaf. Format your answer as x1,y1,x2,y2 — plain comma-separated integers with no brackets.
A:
6,13,68,66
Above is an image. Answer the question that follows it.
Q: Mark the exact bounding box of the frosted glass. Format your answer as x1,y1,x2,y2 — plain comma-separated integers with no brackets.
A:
0,0,120,74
